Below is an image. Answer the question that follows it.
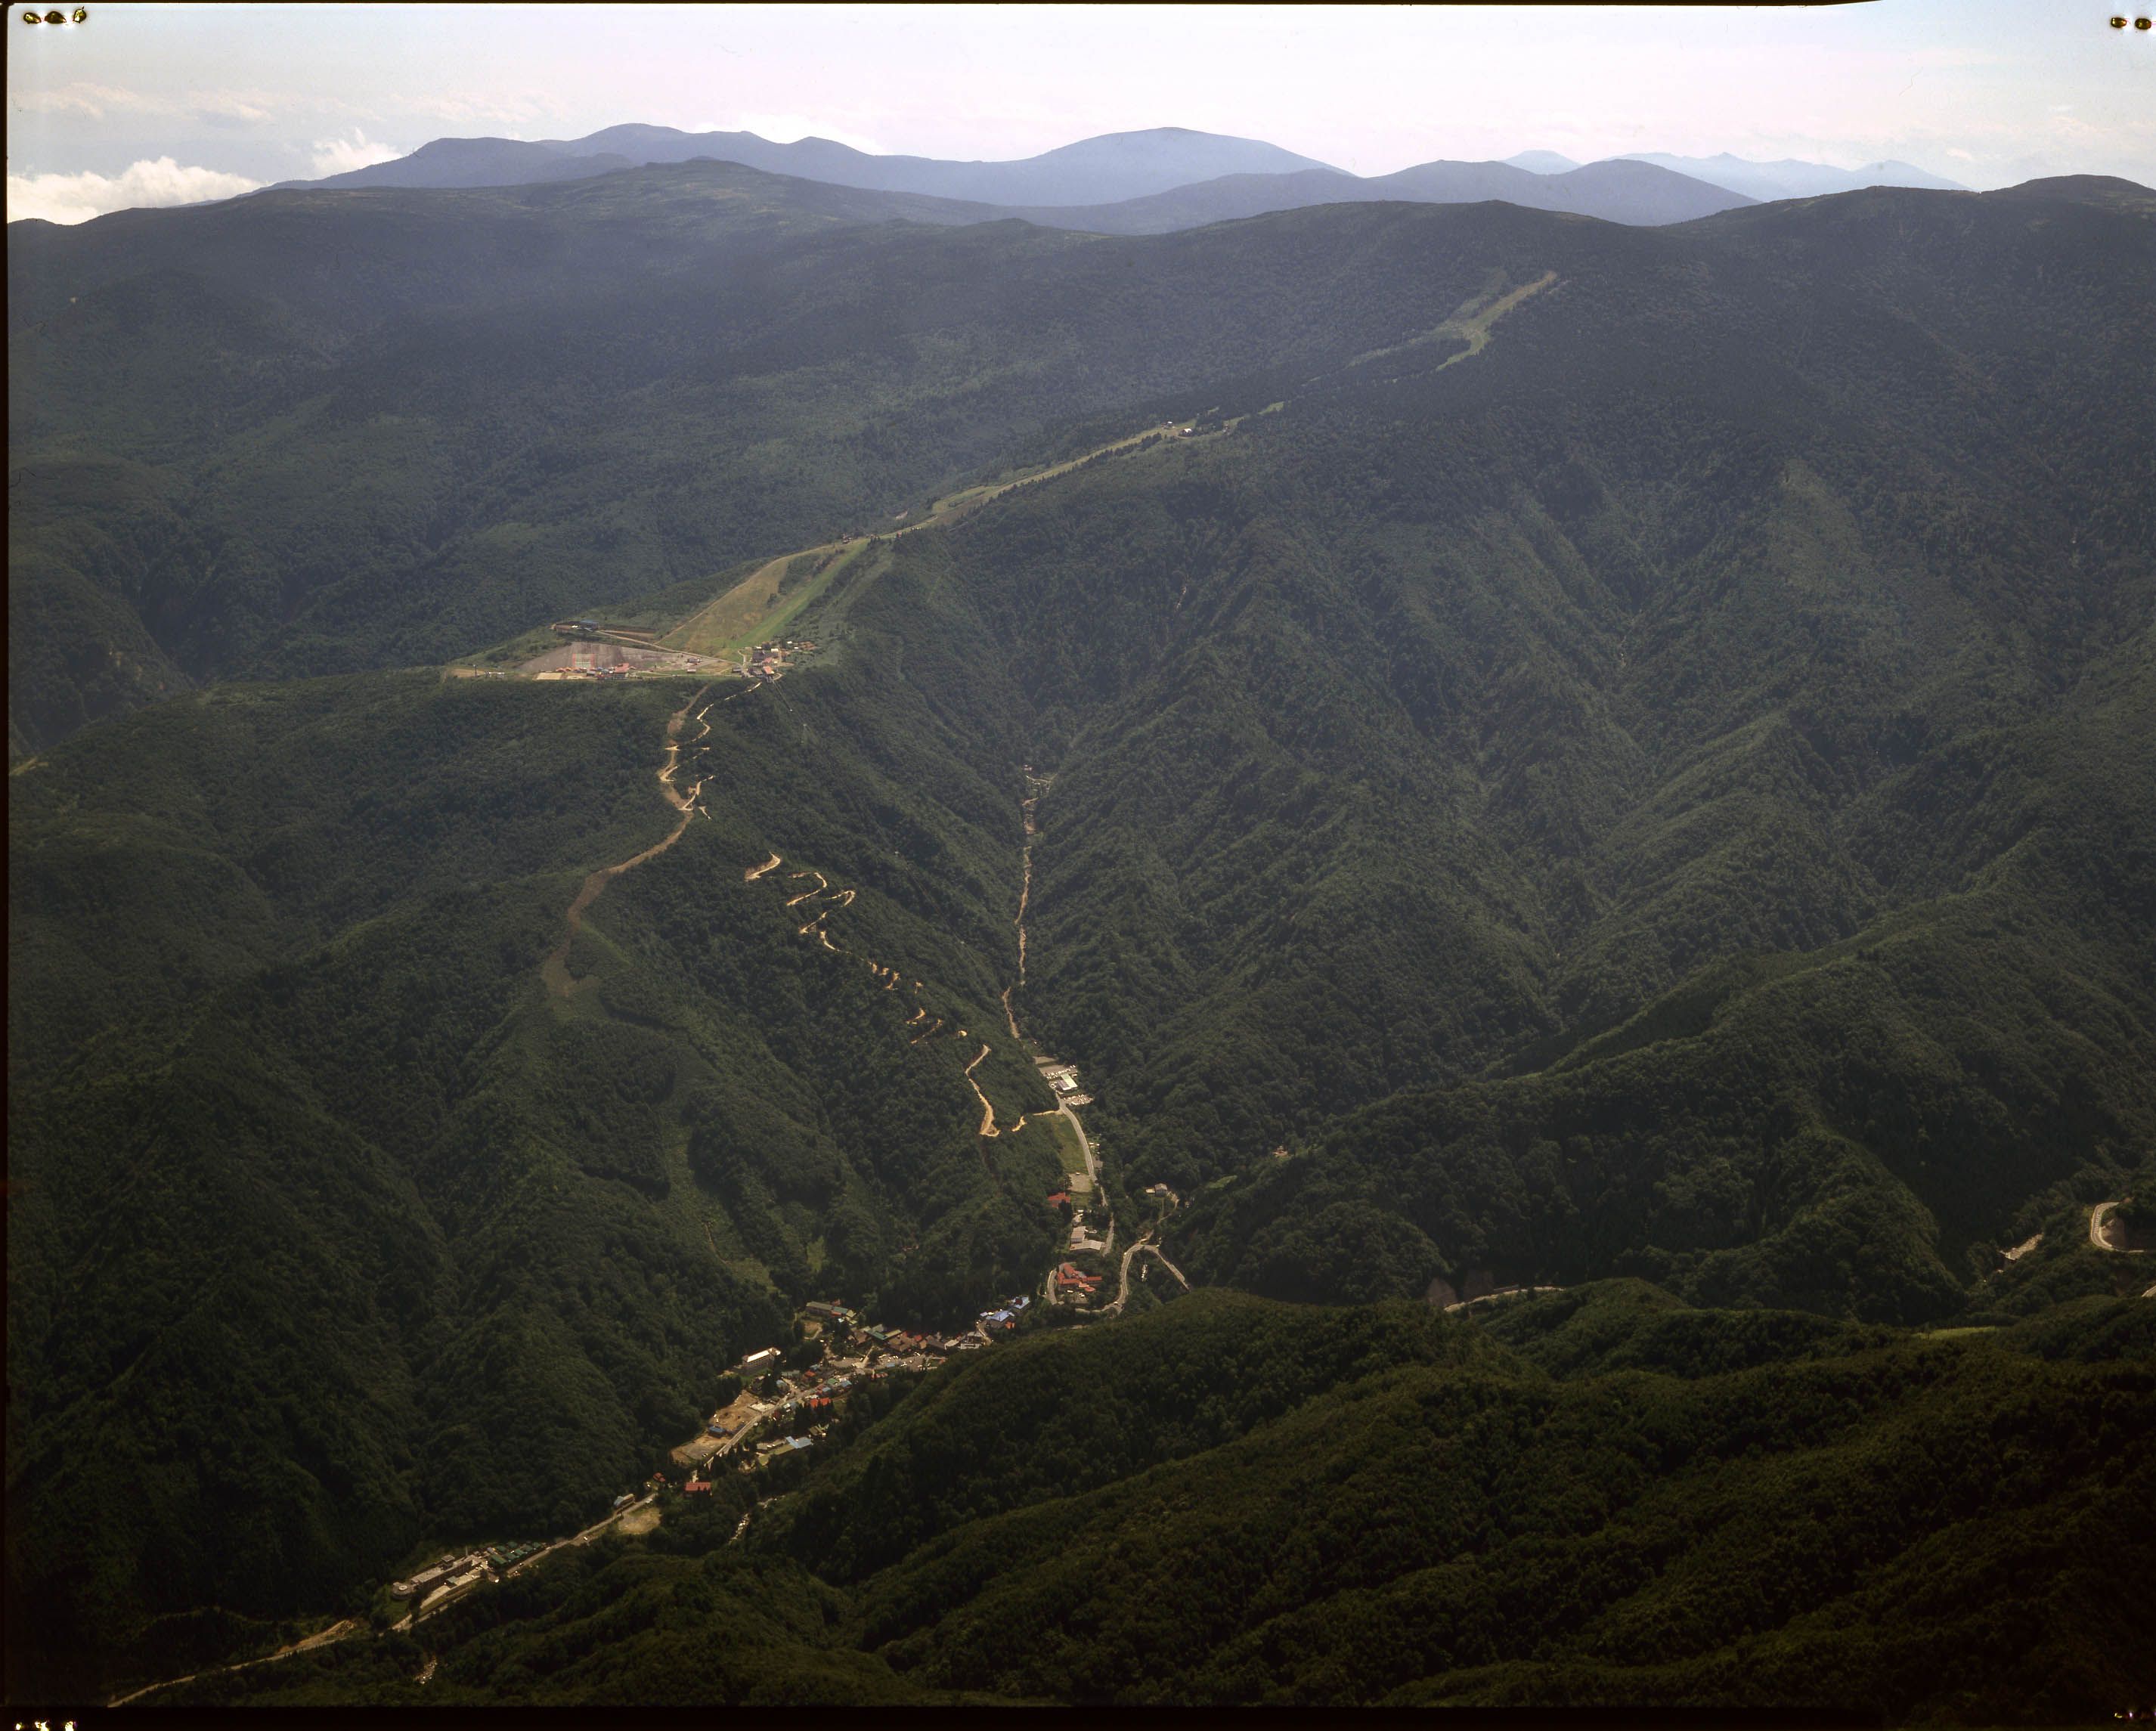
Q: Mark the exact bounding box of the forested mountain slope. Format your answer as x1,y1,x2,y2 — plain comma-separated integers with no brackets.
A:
847,178,2154,1316
8,159,1589,751
10,172,2154,1702
7,667,1062,1698
13,155,1742,754
156,1288,2156,1716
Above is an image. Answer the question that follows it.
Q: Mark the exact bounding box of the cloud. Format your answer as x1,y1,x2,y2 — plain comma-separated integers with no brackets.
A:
13,81,146,119
13,81,283,122
423,90,570,132
309,130,403,177
5,157,262,226
195,94,277,126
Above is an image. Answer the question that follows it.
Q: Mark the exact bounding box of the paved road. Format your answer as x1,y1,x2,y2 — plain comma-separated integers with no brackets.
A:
1104,1237,1192,1315
1057,1101,1115,1258
1058,1100,1098,1184
1107,1235,1150,1311
463,1489,661,1607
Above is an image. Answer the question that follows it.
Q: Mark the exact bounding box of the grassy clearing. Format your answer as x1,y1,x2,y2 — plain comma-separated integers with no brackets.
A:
668,541,853,655
660,420,1194,658
1349,268,1557,370
1039,1110,1088,1179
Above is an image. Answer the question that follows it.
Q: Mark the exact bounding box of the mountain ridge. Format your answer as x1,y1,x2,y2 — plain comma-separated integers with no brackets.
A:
279,124,1343,206
1621,150,1969,200
246,122,1752,231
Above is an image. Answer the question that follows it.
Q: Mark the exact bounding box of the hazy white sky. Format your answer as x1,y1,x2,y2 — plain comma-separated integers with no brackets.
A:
8,2,2153,222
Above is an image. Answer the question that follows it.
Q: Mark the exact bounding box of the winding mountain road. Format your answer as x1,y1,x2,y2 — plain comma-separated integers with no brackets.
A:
1104,1236,1192,1314
2089,1200,2148,1254
541,685,711,998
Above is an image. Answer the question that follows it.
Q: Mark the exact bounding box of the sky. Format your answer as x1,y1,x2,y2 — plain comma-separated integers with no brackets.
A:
8,2,2153,223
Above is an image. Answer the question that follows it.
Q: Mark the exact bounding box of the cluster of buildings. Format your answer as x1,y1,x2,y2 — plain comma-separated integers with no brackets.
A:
754,1433,818,1462
745,638,814,680
708,1303,987,1476
1036,1059,1093,1109
1054,1262,1103,1302
391,1552,494,1613
386,1257,1129,1613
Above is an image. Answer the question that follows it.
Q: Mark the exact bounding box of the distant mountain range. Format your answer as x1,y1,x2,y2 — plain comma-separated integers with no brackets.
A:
1504,150,1966,200
1008,156,1749,234
274,124,1752,230
280,125,1340,207
256,125,1984,234
1619,152,1968,200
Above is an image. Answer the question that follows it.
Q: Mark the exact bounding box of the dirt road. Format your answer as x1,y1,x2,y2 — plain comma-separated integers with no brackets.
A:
1444,1284,1564,1313
1104,1237,1192,1314
2089,1200,2148,1253
110,1617,362,1707
542,686,711,999
1145,1244,1191,1290
964,1043,1000,1137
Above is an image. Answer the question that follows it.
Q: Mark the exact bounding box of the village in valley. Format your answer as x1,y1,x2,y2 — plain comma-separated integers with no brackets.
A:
367,1039,1194,1639
370,428,1243,1649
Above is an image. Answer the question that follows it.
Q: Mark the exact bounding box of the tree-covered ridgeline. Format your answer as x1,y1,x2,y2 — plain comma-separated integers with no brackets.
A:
149,1287,2156,1715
